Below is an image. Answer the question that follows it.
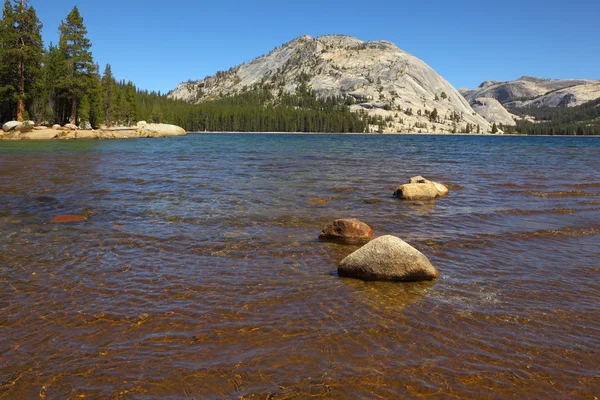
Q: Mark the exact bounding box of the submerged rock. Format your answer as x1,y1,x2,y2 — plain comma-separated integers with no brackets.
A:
319,218,375,244
51,215,87,223
394,176,449,200
338,235,439,281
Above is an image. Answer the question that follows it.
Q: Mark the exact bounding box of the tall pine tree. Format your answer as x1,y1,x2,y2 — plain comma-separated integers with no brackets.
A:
0,0,16,121
58,6,94,125
0,0,43,122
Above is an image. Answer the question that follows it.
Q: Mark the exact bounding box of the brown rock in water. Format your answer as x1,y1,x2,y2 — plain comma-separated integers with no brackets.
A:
333,187,357,194
308,198,331,205
338,235,439,281
51,215,87,223
319,218,375,244
394,176,449,200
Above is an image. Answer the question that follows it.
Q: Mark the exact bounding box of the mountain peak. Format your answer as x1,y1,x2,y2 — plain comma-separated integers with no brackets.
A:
169,35,492,133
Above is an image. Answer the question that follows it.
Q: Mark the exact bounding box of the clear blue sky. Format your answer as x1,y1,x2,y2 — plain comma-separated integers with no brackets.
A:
32,0,599,94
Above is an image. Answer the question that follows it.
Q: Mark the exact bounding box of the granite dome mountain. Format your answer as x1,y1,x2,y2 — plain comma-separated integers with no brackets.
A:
169,35,492,133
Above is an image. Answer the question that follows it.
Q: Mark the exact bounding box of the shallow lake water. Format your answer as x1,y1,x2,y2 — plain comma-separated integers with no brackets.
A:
1,134,599,398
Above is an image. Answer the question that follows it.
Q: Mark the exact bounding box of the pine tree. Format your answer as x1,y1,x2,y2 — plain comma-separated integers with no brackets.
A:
430,107,438,122
14,1,43,121
0,0,42,122
58,6,94,125
0,0,17,121
37,43,64,123
101,64,117,125
124,82,138,125
492,122,498,133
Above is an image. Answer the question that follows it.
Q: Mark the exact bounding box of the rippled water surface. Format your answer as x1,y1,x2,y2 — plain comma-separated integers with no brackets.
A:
1,134,599,399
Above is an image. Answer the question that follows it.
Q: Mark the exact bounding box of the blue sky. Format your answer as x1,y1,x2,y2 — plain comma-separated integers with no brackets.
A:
32,0,599,94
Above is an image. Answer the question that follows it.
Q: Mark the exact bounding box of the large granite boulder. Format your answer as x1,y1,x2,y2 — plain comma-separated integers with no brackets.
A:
76,130,100,139
319,218,375,244
64,123,79,130
3,121,22,132
394,176,449,200
137,123,186,137
338,235,439,281
21,130,58,140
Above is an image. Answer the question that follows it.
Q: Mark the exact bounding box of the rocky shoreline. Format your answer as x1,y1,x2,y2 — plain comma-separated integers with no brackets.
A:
0,121,186,140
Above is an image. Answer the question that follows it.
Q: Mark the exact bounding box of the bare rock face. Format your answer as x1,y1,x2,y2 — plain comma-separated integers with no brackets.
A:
463,76,600,110
319,218,375,244
338,235,439,281
469,97,517,126
169,34,492,134
394,176,449,200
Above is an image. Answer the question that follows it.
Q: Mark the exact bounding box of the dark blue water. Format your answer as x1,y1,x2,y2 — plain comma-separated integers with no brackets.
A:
1,134,599,398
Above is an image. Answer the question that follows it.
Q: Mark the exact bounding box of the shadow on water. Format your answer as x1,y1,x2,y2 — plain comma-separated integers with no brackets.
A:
341,278,437,313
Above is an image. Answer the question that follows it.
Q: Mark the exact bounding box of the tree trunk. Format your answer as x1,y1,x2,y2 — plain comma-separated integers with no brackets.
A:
71,97,77,125
17,46,25,122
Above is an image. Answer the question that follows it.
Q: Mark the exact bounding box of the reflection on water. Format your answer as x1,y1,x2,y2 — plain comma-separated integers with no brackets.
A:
1,134,599,398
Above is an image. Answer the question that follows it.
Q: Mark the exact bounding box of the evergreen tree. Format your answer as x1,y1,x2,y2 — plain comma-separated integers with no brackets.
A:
0,0,43,122
0,0,17,121
126,82,138,124
492,122,498,133
57,6,94,125
13,1,43,121
37,43,65,123
430,107,438,123
101,64,117,125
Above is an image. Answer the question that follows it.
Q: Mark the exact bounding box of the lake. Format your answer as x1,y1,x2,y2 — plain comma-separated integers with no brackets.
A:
1,134,599,398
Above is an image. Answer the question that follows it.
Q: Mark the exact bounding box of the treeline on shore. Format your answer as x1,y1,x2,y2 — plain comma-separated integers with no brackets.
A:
0,1,366,133
141,87,367,133
506,97,600,135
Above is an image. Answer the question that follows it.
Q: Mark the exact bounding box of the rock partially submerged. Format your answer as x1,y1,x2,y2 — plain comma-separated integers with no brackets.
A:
319,218,375,244
394,176,449,200
21,130,59,140
137,122,186,137
51,215,87,223
338,235,439,281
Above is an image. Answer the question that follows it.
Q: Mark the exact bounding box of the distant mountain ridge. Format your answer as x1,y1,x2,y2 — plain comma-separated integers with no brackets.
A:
169,34,493,133
461,76,600,126
466,76,600,108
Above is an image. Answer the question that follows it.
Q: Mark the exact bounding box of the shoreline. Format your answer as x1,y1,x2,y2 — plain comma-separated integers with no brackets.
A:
189,131,600,138
0,122,187,140
2,128,599,140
